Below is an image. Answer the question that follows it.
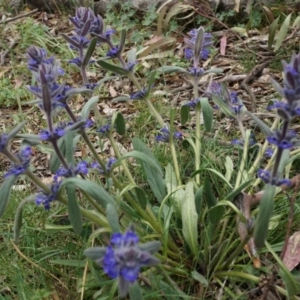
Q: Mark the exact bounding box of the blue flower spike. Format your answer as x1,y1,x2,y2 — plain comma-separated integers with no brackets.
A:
84,225,161,298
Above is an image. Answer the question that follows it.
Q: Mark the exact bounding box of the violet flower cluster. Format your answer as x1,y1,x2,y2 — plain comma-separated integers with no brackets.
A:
156,126,183,143
258,54,300,186
184,27,213,76
84,225,160,298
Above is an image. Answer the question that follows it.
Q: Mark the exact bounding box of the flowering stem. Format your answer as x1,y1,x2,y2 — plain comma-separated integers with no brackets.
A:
108,135,136,185
194,77,201,185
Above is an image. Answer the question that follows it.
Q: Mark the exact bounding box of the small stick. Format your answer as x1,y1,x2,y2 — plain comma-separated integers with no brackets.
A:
0,9,39,24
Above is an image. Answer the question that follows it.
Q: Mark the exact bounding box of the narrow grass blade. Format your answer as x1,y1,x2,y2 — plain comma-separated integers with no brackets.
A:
254,184,276,248
0,176,17,218
66,183,82,234
182,182,198,256
192,271,208,287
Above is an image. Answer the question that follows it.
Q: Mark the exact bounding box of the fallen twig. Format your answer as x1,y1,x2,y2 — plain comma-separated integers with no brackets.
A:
0,9,39,25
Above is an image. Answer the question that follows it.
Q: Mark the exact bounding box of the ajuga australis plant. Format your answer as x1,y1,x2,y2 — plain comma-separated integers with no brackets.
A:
1,6,300,299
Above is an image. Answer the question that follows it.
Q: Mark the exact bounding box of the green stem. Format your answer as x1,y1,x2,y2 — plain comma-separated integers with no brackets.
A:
194,77,201,185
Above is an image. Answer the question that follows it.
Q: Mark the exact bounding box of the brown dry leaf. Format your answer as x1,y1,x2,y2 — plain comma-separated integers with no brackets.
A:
144,35,163,46
0,66,11,79
220,35,227,56
283,231,300,271
109,85,117,97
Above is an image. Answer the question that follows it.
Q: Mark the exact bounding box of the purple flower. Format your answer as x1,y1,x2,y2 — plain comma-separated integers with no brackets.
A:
35,177,61,210
185,98,200,109
39,127,65,141
0,134,8,152
27,46,55,72
96,124,111,135
4,146,32,178
91,226,160,298
267,129,296,149
189,67,204,77
56,161,89,178
156,126,182,143
257,169,292,187
91,158,117,175
107,46,119,58
184,27,213,64
130,89,147,100
68,57,83,67
264,148,274,158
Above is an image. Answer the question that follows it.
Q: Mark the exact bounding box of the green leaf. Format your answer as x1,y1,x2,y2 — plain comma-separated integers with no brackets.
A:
254,184,276,248
199,97,213,132
83,37,97,68
195,186,203,215
192,270,208,287
180,105,190,125
7,121,26,139
156,66,188,74
97,60,129,75
61,178,116,208
114,112,126,135
64,131,76,165
80,96,99,120
84,246,107,261
106,203,120,233
245,112,273,136
274,14,291,52
118,29,127,55
182,182,198,256
0,175,17,218
118,151,163,175
129,282,144,300
268,17,279,50
203,178,224,224
132,138,166,203
66,183,82,234
134,187,147,209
